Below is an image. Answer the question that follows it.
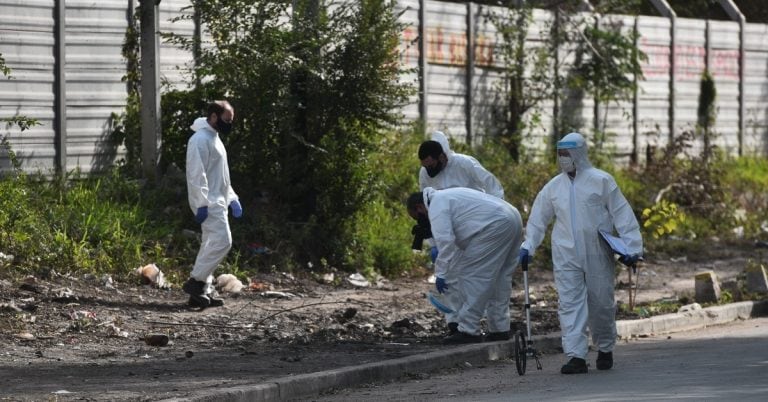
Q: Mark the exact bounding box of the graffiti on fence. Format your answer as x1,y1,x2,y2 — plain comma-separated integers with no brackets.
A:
640,38,739,80
399,26,496,67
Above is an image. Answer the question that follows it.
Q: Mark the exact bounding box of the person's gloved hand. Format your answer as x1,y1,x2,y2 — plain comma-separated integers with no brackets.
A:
195,206,208,224
430,246,439,263
435,277,448,294
230,200,243,218
519,248,531,265
618,254,639,267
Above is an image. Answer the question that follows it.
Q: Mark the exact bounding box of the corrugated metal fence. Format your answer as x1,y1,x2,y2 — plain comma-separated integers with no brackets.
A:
1,0,767,174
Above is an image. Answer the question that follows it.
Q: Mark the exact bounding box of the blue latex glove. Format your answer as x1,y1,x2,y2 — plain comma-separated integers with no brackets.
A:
618,254,639,267
430,246,439,263
195,206,208,224
519,248,531,264
435,277,448,294
230,199,243,218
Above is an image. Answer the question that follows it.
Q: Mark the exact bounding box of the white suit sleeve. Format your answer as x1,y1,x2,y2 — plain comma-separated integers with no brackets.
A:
605,178,643,255
429,202,460,278
466,156,505,199
186,139,210,210
521,183,555,255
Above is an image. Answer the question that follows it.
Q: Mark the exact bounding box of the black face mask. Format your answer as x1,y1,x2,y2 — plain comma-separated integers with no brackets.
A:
216,115,233,135
425,160,443,178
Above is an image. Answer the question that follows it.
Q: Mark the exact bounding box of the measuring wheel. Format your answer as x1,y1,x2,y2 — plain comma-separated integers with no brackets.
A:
514,330,527,375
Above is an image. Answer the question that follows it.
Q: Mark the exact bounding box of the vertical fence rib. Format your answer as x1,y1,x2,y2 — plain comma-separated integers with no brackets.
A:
54,0,67,174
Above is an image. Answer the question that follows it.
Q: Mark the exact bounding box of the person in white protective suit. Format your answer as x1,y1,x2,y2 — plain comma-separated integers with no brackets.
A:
183,100,243,309
519,132,642,374
416,131,505,336
406,187,523,344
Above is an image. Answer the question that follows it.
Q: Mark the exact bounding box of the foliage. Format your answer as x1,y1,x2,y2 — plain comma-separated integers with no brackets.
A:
1,53,41,165
641,199,686,239
0,168,191,282
347,127,424,277
491,1,646,160
134,0,412,271
490,2,555,160
109,6,142,176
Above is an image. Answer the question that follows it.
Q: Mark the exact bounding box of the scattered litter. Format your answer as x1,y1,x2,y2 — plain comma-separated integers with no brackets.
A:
105,324,129,338
0,252,14,263
756,240,768,249
185,350,194,358
678,303,702,313
281,272,295,281
249,279,271,291
427,274,436,284
0,302,22,313
670,256,688,263
260,291,296,299
144,334,169,347
135,264,169,289
320,272,335,284
347,273,370,288
52,390,73,395
52,288,78,303
15,332,35,341
215,274,244,293
247,242,273,255
101,274,115,289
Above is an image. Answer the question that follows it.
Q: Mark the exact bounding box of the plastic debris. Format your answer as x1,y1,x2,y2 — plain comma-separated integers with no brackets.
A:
320,272,335,284
260,291,296,299
347,273,370,288
135,264,169,289
215,274,244,293
249,279,271,291
247,242,273,255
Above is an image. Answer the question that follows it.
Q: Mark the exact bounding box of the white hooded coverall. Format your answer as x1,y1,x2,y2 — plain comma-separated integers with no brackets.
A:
521,132,642,359
419,131,506,324
186,117,239,291
419,131,505,200
425,187,523,336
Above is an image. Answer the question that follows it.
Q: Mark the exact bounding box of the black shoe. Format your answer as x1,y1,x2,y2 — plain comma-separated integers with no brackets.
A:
561,357,588,374
596,351,613,370
188,295,223,308
447,322,459,335
442,331,483,345
485,331,510,342
183,278,211,308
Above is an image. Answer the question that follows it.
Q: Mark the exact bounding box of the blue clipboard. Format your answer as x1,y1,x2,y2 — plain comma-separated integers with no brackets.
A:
599,230,638,273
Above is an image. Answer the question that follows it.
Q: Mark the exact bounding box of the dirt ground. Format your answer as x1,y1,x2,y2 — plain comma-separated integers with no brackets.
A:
0,240,763,401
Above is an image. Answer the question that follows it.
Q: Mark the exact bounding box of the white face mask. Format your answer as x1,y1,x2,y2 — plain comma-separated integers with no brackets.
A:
558,155,576,173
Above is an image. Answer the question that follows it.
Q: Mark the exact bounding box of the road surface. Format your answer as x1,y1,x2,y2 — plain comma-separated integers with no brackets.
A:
317,317,768,401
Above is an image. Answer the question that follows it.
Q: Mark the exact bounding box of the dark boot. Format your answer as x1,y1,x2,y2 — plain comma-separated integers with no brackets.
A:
182,278,211,309
447,322,459,335
188,295,223,308
484,331,510,342
596,351,613,370
560,357,588,374
442,331,483,345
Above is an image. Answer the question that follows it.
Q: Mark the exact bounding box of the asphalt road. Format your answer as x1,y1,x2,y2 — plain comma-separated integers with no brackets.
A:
316,317,768,401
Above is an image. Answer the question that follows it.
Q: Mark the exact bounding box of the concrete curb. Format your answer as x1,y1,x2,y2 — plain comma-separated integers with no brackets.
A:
164,300,767,402
616,300,768,338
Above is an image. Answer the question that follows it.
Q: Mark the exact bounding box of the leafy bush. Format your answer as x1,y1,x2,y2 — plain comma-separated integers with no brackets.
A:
156,0,412,271
0,169,191,281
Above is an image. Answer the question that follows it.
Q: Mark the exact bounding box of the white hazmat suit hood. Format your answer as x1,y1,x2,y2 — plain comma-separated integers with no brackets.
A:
556,132,592,174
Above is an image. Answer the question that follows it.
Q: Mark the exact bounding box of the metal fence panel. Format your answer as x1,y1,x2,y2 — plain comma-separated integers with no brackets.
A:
0,0,56,173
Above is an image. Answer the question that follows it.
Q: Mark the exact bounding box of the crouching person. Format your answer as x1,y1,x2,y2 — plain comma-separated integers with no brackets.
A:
406,187,523,344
